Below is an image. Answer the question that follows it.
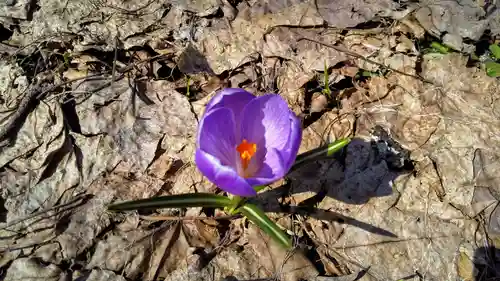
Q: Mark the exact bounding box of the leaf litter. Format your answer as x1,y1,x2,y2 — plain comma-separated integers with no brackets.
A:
1,0,500,280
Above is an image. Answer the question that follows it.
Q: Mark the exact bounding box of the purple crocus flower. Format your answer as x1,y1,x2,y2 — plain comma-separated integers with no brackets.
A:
195,88,302,197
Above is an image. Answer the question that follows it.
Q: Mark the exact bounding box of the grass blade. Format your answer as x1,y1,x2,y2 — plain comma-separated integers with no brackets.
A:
485,61,500,77
430,41,451,54
489,44,500,60
108,193,232,211
239,203,292,249
291,138,350,171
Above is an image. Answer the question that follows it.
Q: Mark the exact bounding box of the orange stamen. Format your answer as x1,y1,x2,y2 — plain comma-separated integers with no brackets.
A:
236,139,257,171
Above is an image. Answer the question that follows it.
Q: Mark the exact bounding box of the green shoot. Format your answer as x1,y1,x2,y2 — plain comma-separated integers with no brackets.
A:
186,75,191,97
321,61,332,98
429,41,451,54
489,44,500,60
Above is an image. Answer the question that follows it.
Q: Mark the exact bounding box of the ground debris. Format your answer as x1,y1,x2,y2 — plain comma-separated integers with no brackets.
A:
78,269,127,281
57,190,114,259
3,258,64,281
197,0,323,74
316,0,397,28
74,78,197,172
1,1,500,281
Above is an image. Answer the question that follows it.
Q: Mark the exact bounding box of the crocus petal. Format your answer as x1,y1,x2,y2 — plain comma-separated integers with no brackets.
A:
197,107,237,167
246,148,286,186
204,88,255,127
247,113,302,186
282,112,302,171
196,149,257,197
240,94,291,150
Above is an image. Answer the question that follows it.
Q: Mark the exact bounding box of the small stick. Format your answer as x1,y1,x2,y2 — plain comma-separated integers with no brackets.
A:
0,240,53,253
0,74,53,143
139,214,241,221
36,52,172,100
0,194,88,231
35,73,104,99
297,37,434,84
0,53,172,145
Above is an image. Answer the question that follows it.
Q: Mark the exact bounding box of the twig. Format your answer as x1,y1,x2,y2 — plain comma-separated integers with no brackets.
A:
111,35,119,94
139,214,240,221
35,73,105,99
104,0,157,15
0,239,54,254
0,74,53,144
37,52,172,100
0,194,88,231
151,222,181,281
118,53,172,73
297,37,434,84
1,51,172,146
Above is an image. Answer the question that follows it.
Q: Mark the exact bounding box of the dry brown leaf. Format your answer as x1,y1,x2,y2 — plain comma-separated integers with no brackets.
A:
263,27,346,73
86,221,156,279
198,0,323,74
144,222,189,281
88,162,165,200
316,0,397,28
3,258,64,281
83,269,127,281
245,225,318,281
458,251,474,281
182,220,219,248
56,190,114,259
75,79,196,172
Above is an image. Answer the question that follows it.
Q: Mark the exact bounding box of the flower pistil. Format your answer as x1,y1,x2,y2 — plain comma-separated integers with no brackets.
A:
236,139,257,175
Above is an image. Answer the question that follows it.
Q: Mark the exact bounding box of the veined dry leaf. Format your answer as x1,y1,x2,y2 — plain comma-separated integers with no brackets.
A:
246,225,318,281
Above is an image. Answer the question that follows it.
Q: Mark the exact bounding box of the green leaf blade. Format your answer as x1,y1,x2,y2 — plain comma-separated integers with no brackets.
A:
239,204,292,249
253,185,267,192
430,41,451,54
323,61,331,97
108,193,232,211
291,138,351,170
361,70,379,77
327,138,351,156
485,61,500,77
489,44,500,60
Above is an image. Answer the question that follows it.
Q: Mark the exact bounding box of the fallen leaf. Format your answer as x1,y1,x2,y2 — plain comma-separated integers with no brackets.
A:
57,190,114,259
83,269,127,281
197,0,323,74
3,258,63,281
316,0,397,28
245,225,318,281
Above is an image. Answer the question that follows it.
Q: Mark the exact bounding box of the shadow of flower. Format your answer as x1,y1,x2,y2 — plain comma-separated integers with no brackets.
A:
253,127,413,238
473,246,500,281
285,131,413,205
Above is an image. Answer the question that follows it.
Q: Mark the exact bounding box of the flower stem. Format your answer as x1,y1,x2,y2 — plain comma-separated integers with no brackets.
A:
226,195,246,215
253,185,268,192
